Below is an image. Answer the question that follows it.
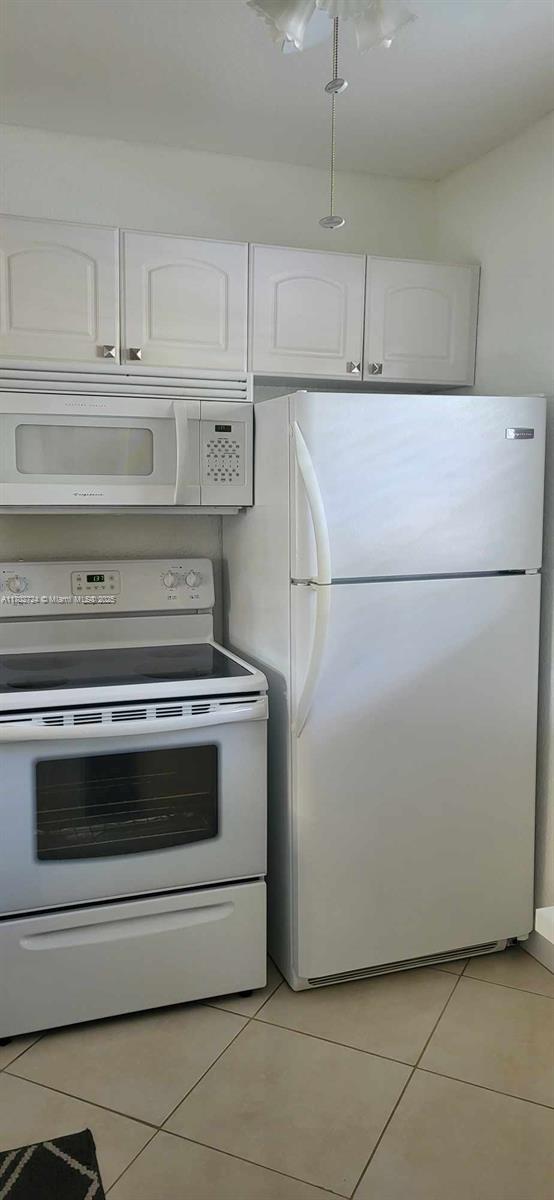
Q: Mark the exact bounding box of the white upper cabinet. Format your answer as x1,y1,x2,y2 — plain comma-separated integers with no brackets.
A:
121,231,248,371
249,245,365,378
364,257,480,385
0,216,119,365
0,215,480,386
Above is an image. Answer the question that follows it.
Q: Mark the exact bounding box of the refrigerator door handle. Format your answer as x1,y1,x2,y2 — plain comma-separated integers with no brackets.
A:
292,422,331,585
293,582,331,737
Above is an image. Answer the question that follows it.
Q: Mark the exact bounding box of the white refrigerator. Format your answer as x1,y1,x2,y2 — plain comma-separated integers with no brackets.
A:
224,392,546,990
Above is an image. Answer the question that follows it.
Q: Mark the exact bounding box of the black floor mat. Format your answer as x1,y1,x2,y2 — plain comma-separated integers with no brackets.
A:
0,1128,106,1199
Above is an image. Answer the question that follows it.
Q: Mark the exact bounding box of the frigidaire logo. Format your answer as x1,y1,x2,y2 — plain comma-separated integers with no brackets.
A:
73,492,104,497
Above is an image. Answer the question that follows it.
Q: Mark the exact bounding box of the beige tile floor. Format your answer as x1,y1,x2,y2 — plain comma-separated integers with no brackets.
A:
1,945,553,1198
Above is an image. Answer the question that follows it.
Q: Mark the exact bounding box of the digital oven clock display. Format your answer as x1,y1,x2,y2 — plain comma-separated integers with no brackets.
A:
86,574,105,583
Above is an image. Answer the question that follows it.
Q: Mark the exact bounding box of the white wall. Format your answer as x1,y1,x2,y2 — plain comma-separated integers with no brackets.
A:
437,111,554,912
0,122,436,632
0,124,436,257
437,112,554,397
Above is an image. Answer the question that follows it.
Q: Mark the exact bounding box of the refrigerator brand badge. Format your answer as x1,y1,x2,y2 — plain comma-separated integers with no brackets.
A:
505,427,534,440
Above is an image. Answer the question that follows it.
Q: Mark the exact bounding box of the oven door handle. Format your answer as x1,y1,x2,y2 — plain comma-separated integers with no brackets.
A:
0,699,268,741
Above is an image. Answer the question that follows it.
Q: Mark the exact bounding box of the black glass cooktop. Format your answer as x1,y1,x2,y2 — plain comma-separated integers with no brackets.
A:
0,643,251,693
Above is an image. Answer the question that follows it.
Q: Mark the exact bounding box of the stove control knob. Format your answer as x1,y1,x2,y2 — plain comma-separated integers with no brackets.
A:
6,574,27,594
185,570,201,588
162,571,177,589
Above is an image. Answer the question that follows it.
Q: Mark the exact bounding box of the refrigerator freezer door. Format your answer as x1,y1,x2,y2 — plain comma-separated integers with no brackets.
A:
291,393,545,580
291,574,540,982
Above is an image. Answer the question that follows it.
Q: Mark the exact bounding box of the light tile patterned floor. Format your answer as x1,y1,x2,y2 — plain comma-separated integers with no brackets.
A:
0,945,552,1198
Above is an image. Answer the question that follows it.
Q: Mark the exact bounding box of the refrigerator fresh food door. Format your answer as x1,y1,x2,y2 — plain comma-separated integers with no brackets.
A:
291,574,540,982
291,393,545,580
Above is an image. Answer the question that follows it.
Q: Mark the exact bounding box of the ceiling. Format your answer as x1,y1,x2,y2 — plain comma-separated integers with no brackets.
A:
1,0,553,180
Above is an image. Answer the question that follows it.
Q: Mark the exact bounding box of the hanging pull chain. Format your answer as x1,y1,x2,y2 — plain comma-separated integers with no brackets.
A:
320,17,346,230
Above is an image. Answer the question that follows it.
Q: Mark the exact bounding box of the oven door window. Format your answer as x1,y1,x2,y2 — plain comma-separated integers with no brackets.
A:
35,745,218,861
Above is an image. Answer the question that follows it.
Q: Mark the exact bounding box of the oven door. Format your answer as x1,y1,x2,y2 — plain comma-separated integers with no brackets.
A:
0,697,267,915
0,393,200,506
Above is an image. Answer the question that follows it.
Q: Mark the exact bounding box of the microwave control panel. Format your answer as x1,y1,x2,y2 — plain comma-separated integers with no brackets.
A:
199,403,252,507
0,559,215,616
203,423,245,485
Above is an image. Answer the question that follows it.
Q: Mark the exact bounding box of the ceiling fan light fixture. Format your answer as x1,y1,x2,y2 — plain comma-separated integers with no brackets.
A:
353,0,415,52
247,0,416,52
247,0,329,51
247,0,417,228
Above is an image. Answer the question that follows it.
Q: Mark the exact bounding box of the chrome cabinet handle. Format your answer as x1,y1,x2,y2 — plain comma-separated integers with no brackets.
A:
347,361,361,375
368,362,383,375
99,344,116,359
128,347,142,361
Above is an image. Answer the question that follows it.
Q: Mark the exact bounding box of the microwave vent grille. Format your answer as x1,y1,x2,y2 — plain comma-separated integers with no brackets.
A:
0,369,250,403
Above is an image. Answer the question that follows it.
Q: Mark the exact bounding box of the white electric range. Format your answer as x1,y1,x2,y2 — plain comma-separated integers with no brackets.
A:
0,559,268,1039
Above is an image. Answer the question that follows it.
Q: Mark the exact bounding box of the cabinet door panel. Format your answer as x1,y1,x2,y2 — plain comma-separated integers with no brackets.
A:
122,231,247,370
0,216,118,365
365,258,479,385
250,245,365,377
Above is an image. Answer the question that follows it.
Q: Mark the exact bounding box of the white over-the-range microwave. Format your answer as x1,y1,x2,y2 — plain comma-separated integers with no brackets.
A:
0,378,253,511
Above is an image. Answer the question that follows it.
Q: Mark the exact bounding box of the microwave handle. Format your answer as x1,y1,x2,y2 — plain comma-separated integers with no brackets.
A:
0,700,267,742
173,401,191,505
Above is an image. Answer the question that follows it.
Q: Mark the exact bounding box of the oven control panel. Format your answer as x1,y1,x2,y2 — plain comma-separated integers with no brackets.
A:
71,569,121,597
0,559,215,615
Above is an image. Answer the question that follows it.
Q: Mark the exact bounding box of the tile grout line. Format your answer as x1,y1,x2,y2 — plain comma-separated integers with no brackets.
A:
416,1066,554,1111
250,966,462,1066
430,965,469,976
454,974,554,999
0,1035,45,1072
350,1066,417,1198
141,1128,350,1199
104,1128,159,1196
3,1068,161,1131
158,1013,254,1129
348,968,468,1198
251,1013,416,1068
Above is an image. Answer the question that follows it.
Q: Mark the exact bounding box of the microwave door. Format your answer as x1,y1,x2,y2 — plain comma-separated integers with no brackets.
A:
0,397,201,507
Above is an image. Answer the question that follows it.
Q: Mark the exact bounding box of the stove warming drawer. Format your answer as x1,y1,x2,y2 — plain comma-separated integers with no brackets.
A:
0,881,266,1038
